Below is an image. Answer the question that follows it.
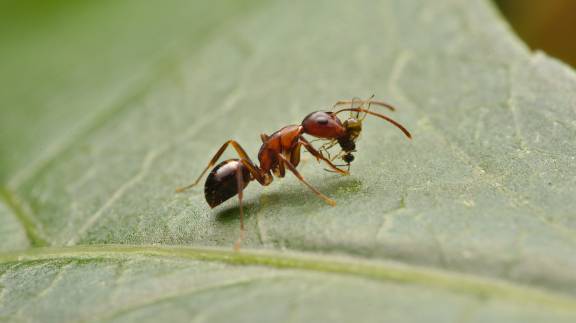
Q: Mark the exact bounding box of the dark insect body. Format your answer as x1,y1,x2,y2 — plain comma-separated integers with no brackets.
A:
204,159,251,208
176,96,411,250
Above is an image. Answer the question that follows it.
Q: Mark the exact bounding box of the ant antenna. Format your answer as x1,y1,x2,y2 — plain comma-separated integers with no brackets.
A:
334,108,412,139
332,95,396,120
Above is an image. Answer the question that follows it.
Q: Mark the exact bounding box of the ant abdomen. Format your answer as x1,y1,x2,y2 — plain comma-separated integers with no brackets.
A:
204,159,252,208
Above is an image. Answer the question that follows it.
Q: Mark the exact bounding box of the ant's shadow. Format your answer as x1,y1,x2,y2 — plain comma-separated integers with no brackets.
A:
214,176,362,223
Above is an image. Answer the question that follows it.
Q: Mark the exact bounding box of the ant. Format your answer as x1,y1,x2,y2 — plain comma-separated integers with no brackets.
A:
176,96,411,250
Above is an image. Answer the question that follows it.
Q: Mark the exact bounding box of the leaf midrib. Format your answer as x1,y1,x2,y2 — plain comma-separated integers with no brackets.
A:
1,244,575,312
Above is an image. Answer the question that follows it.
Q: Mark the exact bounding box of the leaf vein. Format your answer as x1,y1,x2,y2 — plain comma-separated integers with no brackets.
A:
94,275,291,322
0,187,49,247
66,151,161,245
388,51,576,242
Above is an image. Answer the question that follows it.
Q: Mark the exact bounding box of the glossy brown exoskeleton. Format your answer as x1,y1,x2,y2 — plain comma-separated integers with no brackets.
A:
176,96,411,249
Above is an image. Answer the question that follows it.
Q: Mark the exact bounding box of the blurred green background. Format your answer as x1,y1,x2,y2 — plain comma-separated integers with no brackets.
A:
495,0,576,67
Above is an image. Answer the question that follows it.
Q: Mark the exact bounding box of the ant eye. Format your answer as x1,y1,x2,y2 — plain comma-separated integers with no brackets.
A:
316,117,328,125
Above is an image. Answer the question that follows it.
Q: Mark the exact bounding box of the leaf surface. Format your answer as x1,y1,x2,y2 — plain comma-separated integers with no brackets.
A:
1,0,576,321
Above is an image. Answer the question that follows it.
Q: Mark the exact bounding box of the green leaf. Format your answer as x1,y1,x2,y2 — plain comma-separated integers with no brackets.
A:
1,0,576,322
0,197,29,252
1,246,576,323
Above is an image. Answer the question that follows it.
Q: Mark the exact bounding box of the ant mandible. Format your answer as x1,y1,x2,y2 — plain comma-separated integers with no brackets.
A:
176,96,412,250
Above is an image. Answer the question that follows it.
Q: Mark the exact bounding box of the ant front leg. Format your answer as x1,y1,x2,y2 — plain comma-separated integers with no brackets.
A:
276,153,336,206
299,137,349,175
176,140,261,192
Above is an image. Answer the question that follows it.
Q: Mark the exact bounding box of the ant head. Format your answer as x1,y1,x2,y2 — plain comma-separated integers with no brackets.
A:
301,111,346,139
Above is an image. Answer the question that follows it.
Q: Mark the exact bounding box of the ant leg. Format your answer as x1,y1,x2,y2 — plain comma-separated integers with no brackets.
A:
239,159,271,186
176,140,259,192
299,137,349,175
276,153,336,206
235,158,272,250
233,165,246,251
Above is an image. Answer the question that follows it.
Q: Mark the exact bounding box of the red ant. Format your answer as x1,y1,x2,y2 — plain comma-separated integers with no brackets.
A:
176,96,411,250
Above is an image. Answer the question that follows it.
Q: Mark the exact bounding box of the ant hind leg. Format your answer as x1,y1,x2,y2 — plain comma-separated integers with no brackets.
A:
176,140,259,192
233,165,246,251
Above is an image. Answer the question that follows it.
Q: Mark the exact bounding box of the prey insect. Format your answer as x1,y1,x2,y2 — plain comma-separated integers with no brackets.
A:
176,97,411,250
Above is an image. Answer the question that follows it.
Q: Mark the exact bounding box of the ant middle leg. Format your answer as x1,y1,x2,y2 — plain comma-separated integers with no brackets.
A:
176,140,259,192
276,153,336,206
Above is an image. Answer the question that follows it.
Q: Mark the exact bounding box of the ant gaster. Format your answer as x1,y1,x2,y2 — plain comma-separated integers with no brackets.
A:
176,97,411,250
